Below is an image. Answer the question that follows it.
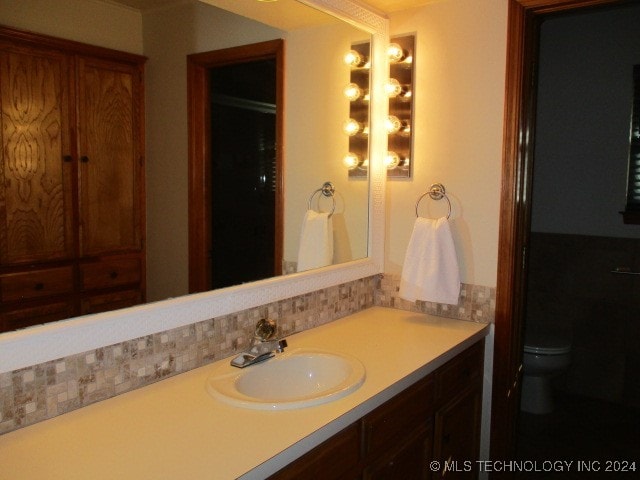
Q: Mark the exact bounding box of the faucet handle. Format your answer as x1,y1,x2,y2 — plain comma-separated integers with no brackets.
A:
276,339,288,353
254,318,277,341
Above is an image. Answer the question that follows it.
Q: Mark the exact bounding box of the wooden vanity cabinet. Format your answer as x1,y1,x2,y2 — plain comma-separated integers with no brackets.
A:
362,374,434,480
0,27,145,332
269,340,484,480
432,340,484,479
267,422,362,480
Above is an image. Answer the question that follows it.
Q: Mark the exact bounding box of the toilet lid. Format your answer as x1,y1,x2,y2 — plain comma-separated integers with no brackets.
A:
523,328,571,355
523,344,571,355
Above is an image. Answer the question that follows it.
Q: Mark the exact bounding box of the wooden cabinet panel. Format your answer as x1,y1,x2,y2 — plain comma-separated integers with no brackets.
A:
364,426,433,480
0,44,74,265
81,288,142,315
77,57,144,256
433,388,482,480
435,341,483,405
363,375,434,460
1,298,75,331
267,422,361,480
0,266,74,301
433,341,484,480
80,257,141,291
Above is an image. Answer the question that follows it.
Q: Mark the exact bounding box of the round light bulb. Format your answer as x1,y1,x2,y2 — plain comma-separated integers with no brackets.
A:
342,118,362,136
344,50,364,67
387,43,405,63
385,151,401,169
384,78,402,97
385,115,402,134
343,83,363,101
342,152,360,170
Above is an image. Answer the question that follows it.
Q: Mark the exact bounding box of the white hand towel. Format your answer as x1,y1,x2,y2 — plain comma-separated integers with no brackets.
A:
399,216,460,305
297,210,333,272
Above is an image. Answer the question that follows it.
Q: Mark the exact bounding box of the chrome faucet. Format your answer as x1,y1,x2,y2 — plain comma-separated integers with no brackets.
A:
230,319,287,368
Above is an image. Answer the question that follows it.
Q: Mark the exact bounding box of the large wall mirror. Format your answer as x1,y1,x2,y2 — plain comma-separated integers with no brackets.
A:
146,0,375,300
0,0,387,372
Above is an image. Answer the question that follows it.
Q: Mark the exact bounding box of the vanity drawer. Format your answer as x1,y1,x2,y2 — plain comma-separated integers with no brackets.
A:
81,289,143,314
362,374,435,460
80,257,141,291
435,340,484,404
2,299,75,331
0,267,74,301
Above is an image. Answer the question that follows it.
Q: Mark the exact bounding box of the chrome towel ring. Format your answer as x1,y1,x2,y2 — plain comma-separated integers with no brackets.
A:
415,183,451,219
307,181,336,217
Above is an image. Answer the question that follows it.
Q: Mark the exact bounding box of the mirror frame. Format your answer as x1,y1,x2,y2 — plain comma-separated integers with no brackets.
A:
0,0,389,374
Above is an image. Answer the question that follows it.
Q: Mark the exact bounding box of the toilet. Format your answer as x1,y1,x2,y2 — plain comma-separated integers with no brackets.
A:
520,327,571,415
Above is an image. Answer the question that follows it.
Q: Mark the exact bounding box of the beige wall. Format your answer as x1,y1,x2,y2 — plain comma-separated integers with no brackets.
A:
386,0,508,288
142,2,285,300
0,0,143,53
284,23,370,266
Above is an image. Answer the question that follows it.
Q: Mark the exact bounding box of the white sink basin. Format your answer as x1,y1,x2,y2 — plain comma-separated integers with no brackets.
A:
206,348,366,410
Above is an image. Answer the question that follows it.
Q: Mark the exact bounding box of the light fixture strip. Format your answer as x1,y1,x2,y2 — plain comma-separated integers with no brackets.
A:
386,34,415,178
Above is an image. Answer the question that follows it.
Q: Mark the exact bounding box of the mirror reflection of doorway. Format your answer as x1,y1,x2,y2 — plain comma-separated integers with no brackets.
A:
187,40,284,293
210,60,277,289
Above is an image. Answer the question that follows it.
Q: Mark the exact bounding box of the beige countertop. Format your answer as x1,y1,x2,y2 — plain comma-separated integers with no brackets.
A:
0,307,489,479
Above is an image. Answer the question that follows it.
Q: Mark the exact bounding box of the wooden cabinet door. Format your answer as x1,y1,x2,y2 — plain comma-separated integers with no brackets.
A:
0,44,74,265
433,387,482,480
267,423,361,480
364,426,433,480
76,56,143,256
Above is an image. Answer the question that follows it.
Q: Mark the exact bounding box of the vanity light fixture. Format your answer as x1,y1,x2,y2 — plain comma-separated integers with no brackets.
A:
342,42,370,177
387,34,415,178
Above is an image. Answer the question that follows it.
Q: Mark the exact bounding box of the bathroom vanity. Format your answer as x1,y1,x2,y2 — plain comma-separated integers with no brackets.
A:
269,339,484,479
0,307,489,479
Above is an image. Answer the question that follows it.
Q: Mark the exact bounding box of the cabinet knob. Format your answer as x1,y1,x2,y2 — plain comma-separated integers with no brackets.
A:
34,282,45,291
81,155,89,163
109,271,118,279
62,155,73,163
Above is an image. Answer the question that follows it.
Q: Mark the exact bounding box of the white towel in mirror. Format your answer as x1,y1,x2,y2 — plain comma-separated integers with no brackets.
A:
399,217,460,305
297,210,333,272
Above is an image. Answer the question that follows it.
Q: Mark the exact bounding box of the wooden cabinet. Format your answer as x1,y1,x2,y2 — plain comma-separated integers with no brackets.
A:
269,340,484,480
433,341,484,479
268,422,361,480
0,26,145,332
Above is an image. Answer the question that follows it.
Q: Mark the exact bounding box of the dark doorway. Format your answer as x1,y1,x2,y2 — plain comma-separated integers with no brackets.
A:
187,39,284,294
209,60,277,289
492,0,634,471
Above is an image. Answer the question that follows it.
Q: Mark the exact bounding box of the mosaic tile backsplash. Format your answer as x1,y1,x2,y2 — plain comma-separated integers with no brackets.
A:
376,273,496,323
0,274,494,435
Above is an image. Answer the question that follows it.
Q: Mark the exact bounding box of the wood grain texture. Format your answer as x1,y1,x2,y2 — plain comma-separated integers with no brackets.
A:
0,47,73,264
0,27,146,331
78,58,142,255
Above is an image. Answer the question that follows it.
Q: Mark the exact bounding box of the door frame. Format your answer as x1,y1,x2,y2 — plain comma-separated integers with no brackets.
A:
187,39,284,293
490,0,623,468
